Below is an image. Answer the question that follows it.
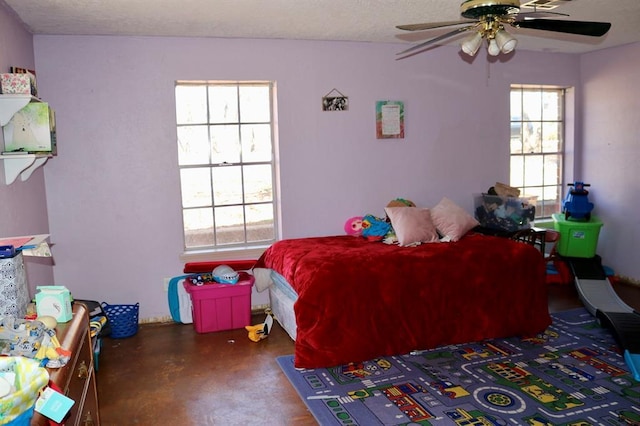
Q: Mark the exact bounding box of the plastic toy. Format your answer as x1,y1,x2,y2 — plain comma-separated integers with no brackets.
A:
563,181,594,220
212,265,239,284
245,310,274,342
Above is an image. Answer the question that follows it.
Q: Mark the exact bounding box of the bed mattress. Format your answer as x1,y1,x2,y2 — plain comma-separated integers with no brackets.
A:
269,271,297,341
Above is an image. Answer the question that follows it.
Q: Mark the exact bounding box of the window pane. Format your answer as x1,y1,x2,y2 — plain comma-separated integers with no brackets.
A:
510,123,523,154
523,90,542,120
175,85,207,124
544,154,560,185
240,85,271,123
243,164,273,203
510,156,524,187
208,86,239,123
210,124,241,164
542,122,561,152
241,124,272,163
524,155,544,187
510,89,522,120
543,185,559,201
177,125,210,166
183,208,214,247
180,168,212,208
215,205,245,245
542,91,560,120
246,204,274,242
525,122,542,153
212,166,243,205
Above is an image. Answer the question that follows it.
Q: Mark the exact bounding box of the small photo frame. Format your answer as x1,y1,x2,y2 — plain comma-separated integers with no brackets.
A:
322,89,348,111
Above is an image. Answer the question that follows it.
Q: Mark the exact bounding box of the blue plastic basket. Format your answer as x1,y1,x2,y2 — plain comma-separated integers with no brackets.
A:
102,302,140,338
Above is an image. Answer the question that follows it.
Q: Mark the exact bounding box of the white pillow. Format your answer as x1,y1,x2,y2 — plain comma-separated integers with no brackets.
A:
430,197,479,242
385,207,440,246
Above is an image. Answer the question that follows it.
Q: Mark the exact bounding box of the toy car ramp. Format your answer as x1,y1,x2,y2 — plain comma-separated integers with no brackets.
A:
568,255,633,316
567,256,640,381
597,311,640,381
575,278,634,316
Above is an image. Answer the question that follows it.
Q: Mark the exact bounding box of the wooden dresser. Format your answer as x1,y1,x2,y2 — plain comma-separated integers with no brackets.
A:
31,303,100,425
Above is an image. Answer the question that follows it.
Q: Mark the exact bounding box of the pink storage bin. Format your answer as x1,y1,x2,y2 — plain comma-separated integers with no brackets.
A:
183,272,254,333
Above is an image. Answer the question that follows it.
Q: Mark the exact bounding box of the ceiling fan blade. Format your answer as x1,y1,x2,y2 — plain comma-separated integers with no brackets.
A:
397,20,475,32
515,11,570,18
513,19,611,37
396,26,473,60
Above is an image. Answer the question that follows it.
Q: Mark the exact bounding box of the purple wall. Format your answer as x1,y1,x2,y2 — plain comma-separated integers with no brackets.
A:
0,3,54,296
25,30,638,320
580,42,640,280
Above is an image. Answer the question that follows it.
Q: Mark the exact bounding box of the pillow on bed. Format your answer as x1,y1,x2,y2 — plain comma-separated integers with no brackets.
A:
430,197,479,242
385,207,440,246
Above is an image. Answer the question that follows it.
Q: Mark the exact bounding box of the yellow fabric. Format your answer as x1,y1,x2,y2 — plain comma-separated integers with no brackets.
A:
0,357,49,425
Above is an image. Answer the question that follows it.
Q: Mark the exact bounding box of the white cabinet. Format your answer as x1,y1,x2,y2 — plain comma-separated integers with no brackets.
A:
0,94,52,184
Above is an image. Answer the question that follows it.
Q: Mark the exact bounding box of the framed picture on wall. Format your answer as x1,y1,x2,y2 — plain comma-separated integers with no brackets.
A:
322,88,348,111
376,101,404,139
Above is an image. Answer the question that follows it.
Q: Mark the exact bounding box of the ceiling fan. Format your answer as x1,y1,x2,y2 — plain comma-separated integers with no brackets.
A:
396,0,611,59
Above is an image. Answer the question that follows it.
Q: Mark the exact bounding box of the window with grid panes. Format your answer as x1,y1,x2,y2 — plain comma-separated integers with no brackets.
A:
510,86,565,219
175,81,278,250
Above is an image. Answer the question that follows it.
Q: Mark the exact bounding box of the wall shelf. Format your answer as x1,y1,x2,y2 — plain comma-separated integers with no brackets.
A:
0,94,41,126
0,154,51,184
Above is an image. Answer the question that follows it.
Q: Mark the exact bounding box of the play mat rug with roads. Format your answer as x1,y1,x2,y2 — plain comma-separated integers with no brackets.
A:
277,308,640,425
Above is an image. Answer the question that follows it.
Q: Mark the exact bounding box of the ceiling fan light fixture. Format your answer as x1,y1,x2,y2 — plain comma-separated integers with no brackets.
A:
461,31,483,56
495,29,518,53
395,0,612,60
487,38,501,56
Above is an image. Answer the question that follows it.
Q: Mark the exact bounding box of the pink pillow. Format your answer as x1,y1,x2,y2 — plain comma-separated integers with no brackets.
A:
385,207,440,246
430,197,479,242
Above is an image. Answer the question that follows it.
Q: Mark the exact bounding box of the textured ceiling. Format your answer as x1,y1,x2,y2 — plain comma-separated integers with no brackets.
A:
2,0,640,54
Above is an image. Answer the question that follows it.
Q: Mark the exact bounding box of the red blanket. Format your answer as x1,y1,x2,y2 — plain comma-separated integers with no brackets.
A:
256,234,550,368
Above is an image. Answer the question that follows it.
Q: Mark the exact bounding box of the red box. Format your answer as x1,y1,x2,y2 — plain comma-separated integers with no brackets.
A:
183,272,254,333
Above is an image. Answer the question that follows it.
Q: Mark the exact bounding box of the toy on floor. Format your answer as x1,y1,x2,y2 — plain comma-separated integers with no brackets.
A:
245,310,274,342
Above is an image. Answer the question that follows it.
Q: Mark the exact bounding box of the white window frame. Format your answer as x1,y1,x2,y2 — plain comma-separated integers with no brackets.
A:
175,81,279,262
510,85,567,220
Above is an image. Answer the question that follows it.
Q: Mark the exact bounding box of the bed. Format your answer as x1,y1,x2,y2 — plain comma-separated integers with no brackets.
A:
254,232,551,369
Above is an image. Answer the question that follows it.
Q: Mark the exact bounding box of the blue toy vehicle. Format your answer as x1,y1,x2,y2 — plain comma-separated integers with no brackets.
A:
563,181,594,220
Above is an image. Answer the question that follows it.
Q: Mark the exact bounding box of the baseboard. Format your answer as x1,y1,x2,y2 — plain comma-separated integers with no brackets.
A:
251,304,271,315
617,275,640,287
139,304,271,324
140,315,174,324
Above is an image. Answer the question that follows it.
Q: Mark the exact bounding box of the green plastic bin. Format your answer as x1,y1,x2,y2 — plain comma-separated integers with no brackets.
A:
552,213,603,258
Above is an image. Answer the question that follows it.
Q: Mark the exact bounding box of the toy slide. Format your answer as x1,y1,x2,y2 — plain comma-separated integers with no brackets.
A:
568,256,640,381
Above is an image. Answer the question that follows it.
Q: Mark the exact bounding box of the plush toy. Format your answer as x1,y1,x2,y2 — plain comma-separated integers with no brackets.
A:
361,214,391,241
386,198,415,208
245,310,274,342
344,216,365,236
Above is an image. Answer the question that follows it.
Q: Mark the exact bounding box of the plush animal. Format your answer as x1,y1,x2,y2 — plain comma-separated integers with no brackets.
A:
386,198,415,208
344,216,365,236
361,214,391,241
245,310,274,342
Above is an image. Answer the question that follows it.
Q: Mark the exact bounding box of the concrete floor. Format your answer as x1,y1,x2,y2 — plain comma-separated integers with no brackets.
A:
96,279,640,425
